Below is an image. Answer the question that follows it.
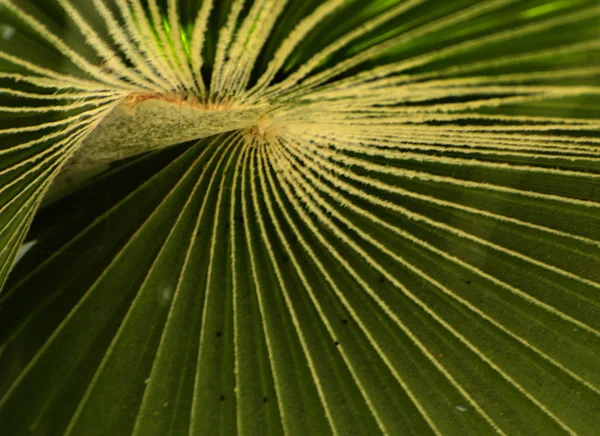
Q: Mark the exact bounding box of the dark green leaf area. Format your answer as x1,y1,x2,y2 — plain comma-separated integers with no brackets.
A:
0,138,209,436
2,127,600,435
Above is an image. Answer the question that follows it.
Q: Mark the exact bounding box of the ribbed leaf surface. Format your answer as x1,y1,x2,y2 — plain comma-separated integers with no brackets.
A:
0,1,599,435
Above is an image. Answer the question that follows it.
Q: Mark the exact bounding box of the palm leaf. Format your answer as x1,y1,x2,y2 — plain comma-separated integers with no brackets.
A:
1,0,599,434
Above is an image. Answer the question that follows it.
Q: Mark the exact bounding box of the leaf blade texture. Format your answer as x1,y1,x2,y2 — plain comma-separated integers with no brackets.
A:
0,0,599,435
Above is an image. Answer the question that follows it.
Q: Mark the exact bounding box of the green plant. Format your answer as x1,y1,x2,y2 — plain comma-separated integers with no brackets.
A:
1,0,599,434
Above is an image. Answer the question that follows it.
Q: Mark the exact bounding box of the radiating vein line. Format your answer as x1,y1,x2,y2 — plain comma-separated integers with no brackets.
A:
285,117,600,146
267,143,504,435
277,136,600,335
294,131,600,180
237,140,292,435
256,142,393,435
124,0,183,90
281,4,599,100
290,127,600,171
222,0,289,95
192,135,246,433
0,142,211,411
278,136,600,395
189,0,214,96
290,134,600,249
116,0,181,89
0,88,116,100
261,0,427,100
1,0,598,433
342,140,600,162
0,191,43,289
0,51,124,92
270,0,523,99
289,88,600,115
0,71,112,92
167,0,198,90
270,140,579,433
260,137,443,435
405,40,600,85
314,74,600,104
55,0,159,91
0,139,213,355
0,0,137,89
91,0,173,91
295,131,600,161
0,95,121,113
0,128,93,212
302,39,600,98
229,143,261,436
286,130,600,209
0,105,114,135
63,138,225,436
0,156,71,273
210,0,246,97
0,109,108,161
131,134,240,436
0,134,84,237
303,126,600,151
247,0,346,97
145,0,193,90
301,66,600,102
248,143,340,435
295,83,600,106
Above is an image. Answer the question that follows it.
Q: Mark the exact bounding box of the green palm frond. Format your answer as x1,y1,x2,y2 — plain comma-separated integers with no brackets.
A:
1,0,599,434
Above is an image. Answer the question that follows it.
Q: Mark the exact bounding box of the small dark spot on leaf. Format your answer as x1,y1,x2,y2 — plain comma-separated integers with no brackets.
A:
334,341,340,346
220,394,225,402
263,397,268,403
378,275,386,283
216,331,222,338
464,279,472,285
342,319,348,325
